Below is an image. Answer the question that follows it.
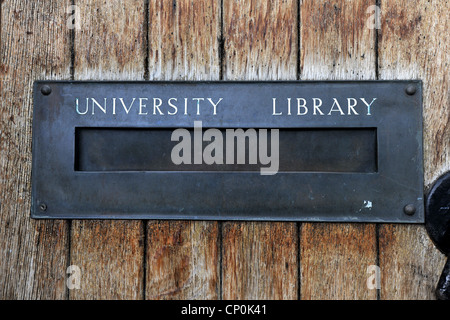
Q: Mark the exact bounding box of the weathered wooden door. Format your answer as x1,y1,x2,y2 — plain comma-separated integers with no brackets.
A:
1,0,448,299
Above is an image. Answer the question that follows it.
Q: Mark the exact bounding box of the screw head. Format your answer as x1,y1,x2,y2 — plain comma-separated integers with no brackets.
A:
404,204,416,215
405,84,416,95
39,203,47,211
41,85,52,95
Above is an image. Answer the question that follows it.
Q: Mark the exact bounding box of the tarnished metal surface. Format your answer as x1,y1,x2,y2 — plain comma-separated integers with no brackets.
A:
31,81,424,222
75,128,376,173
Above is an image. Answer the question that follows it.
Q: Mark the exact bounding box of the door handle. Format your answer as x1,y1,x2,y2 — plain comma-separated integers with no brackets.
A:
425,172,450,300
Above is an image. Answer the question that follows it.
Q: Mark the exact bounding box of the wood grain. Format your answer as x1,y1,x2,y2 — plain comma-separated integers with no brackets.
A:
148,0,220,80
299,0,377,300
0,0,447,301
70,221,144,299
379,225,444,299
145,0,221,300
74,0,146,80
223,222,298,299
378,0,449,299
223,0,298,80
146,221,219,299
221,0,299,300
0,0,70,299
300,224,377,299
300,0,376,80
69,0,146,300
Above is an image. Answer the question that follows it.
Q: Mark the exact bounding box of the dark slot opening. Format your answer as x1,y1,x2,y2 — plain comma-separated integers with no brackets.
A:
75,127,377,173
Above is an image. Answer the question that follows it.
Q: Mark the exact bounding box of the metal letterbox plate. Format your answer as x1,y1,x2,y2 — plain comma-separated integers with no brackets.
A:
31,81,424,222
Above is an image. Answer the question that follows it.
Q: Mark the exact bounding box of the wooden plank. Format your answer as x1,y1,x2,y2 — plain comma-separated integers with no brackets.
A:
299,0,377,300
145,0,221,300
223,0,298,80
146,221,220,299
69,0,146,300
0,0,70,299
300,0,376,80
70,221,144,299
378,0,449,299
378,225,445,299
221,0,299,300
148,0,220,80
73,0,146,80
300,224,377,299
222,222,298,299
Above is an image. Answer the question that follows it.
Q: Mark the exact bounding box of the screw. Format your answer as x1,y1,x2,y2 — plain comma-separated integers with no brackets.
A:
39,203,47,211
405,84,416,95
404,204,416,215
41,85,52,95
